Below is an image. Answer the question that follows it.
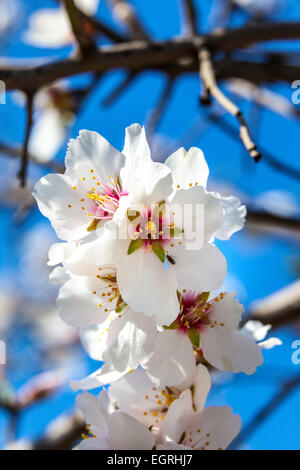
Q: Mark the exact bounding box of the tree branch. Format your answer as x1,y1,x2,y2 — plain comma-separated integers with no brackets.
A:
182,0,198,36
17,93,34,187
146,76,175,137
1,21,300,92
247,280,300,329
62,0,97,55
199,47,261,162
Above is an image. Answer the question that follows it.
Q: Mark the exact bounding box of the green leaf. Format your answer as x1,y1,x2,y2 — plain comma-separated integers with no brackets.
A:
128,238,143,255
152,240,165,263
126,209,140,222
187,328,200,349
87,218,99,232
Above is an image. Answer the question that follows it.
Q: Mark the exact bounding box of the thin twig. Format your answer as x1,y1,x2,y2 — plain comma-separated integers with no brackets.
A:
102,71,138,106
18,93,34,187
199,47,261,162
207,112,300,182
232,375,300,449
79,11,128,43
108,0,150,40
0,142,64,173
147,76,176,137
182,0,198,36
62,0,97,55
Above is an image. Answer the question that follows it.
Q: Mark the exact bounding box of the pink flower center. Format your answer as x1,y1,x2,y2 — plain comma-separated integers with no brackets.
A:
87,176,127,222
176,291,225,332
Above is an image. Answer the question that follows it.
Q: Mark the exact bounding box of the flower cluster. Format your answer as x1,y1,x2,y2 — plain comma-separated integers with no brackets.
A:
34,124,280,450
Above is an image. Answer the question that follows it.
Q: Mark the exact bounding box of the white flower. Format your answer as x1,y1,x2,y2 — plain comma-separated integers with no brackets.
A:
145,292,263,386
23,0,99,49
34,124,172,243
157,389,241,450
109,365,211,442
53,238,157,373
76,390,155,450
87,127,229,324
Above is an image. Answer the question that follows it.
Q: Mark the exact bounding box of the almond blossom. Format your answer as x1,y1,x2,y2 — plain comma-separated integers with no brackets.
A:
76,390,155,450
157,389,241,451
145,292,263,386
108,365,211,442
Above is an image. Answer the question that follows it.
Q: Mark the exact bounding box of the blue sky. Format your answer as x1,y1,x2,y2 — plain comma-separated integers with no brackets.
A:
0,0,299,450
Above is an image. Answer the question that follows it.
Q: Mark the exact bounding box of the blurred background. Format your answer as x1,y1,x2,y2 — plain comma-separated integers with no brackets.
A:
0,0,299,450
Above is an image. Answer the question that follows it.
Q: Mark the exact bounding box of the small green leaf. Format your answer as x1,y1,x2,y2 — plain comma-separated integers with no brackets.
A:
196,292,210,304
128,238,143,255
87,218,99,232
188,328,200,349
152,240,165,263
164,318,181,330
127,209,140,222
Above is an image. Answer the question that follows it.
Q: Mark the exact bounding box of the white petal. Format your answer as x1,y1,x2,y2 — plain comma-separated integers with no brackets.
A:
173,242,227,292
79,318,114,361
109,369,156,415
188,406,241,450
106,309,157,372
49,266,70,285
192,364,211,413
209,293,244,336
170,186,224,242
145,330,196,387
57,276,109,328
259,337,282,349
120,124,173,202
23,9,71,48
165,147,209,190
66,130,124,183
117,248,179,324
75,0,99,15
212,194,246,240
107,412,155,450
70,363,128,391
77,437,110,450
76,392,108,437
33,173,92,241
162,389,194,444
241,320,271,342
201,329,263,375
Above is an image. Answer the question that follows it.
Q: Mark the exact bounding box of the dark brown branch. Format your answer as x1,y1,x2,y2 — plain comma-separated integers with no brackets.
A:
62,0,97,55
108,0,150,40
182,0,198,36
2,27,300,93
17,93,34,187
246,209,300,237
232,375,300,449
199,47,261,162
207,21,300,52
146,76,175,137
